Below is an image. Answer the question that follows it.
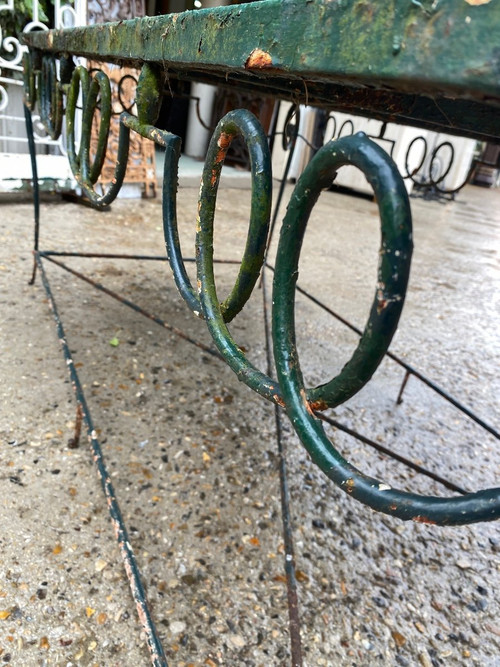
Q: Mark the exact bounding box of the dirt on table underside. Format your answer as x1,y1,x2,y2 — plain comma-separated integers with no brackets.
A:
0,182,499,667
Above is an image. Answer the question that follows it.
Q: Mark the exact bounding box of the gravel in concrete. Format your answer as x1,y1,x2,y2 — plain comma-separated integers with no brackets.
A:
0,181,499,666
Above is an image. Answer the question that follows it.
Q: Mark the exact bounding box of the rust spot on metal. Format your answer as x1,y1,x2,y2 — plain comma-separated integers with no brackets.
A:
376,287,387,314
111,516,121,540
273,394,285,408
216,148,225,164
300,388,316,416
309,399,328,412
345,478,355,494
413,515,437,525
217,132,232,151
215,131,232,167
245,48,273,70
196,200,202,232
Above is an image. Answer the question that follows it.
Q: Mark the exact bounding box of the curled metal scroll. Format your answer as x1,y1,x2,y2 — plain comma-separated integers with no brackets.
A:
404,134,476,196
39,55,63,139
25,54,500,526
304,135,413,410
164,109,272,324
22,51,37,111
272,134,500,525
65,64,129,206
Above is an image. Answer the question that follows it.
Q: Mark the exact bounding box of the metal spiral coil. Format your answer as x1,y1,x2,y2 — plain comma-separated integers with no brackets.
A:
404,134,476,196
24,54,500,526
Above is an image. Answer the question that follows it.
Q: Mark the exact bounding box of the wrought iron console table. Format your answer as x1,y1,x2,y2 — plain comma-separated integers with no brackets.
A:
20,1,500,664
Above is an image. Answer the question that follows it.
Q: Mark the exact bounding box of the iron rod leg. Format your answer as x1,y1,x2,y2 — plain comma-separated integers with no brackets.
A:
24,103,40,285
397,369,412,405
35,254,168,667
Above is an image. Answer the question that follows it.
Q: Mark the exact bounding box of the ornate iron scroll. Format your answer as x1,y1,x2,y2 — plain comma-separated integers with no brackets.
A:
403,135,476,199
88,62,157,197
23,52,500,527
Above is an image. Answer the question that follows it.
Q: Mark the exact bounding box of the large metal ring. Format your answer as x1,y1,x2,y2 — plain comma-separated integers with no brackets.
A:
165,109,272,323
273,132,500,525
276,132,413,410
186,109,281,403
66,66,129,208
39,55,63,140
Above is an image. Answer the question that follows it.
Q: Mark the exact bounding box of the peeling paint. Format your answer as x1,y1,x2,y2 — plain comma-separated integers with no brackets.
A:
343,478,355,494
273,394,286,408
217,131,232,151
245,48,273,69
309,398,329,412
413,515,438,525
300,388,316,416
376,287,388,314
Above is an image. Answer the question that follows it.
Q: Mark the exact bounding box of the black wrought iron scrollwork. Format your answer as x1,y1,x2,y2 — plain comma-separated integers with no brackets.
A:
404,134,479,198
23,53,500,527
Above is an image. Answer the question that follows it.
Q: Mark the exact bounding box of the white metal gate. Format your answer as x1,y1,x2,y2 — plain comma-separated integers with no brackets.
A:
0,0,86,191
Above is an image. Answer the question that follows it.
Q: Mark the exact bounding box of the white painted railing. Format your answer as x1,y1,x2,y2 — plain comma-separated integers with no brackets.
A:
0,0,86,153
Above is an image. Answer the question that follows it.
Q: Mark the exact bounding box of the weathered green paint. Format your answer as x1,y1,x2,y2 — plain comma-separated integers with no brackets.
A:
194,110,281,404
136,63,164,126
199,110,272,323
272,131,500,525
22,0,500,141
273,131,413,412
303,134,412,409
22,1,500,531
84,70,112,184
65,64,127,207
22,52,37,110
39,56,63,140
164,109,273,325
61,63,180,209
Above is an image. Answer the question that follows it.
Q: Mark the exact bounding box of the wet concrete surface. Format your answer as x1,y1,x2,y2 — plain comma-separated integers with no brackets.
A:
0,181,499,666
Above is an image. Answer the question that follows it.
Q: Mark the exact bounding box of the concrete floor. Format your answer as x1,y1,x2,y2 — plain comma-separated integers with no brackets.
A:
0,178,499,666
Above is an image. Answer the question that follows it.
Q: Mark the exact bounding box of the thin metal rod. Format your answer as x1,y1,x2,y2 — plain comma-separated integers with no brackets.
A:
397,369,411,405
35,253,168,667
24,103,40,285
43,251,170,260
44,254,475,497
40,253,221,359
317,412,468,495
267,143,296,254
265,263,500,442
261,267,303,667
42,251,242,265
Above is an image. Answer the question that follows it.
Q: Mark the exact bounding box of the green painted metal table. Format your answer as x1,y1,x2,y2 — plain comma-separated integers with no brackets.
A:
20,1,500,665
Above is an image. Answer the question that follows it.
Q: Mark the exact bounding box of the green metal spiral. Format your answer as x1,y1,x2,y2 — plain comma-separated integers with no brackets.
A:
39,55,63,140
164,109,272,323
22,51,500,525
272,133,500,525
65,65,129,208
22,51,37,111
193,110,282,403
